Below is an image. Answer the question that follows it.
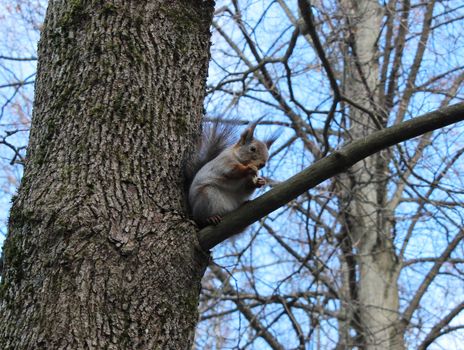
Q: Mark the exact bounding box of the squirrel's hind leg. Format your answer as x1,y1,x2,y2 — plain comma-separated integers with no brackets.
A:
206,215,222,226
191,185,236,226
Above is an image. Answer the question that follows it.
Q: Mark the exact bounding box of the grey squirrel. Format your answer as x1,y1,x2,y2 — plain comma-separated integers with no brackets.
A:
186,119,277,227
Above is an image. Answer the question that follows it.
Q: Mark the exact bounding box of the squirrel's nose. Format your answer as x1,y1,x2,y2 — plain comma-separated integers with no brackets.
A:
258,162,265,169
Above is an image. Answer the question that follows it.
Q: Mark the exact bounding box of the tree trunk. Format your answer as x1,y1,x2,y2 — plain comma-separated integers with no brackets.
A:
0,1,214,348
338,1,404,349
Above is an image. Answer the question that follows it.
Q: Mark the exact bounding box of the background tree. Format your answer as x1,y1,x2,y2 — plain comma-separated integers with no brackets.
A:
1,1,464,349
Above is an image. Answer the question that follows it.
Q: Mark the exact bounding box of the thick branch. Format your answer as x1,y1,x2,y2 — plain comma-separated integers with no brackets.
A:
199,102,464,250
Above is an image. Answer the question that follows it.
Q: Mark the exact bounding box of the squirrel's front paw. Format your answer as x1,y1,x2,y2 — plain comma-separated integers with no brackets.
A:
247,164,259,175
253,176,266,188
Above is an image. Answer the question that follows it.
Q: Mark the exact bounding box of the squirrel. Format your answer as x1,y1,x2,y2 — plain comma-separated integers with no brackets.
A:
186,119,277,227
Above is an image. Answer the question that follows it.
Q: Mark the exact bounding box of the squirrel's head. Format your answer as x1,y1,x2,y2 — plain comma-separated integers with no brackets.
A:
234,119,277,169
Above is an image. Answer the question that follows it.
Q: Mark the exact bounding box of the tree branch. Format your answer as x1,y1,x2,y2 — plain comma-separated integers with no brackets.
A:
298,0,340,100
417,300,464,350
402,229,464,324
0,55,37,61
210,265,285,350
198,102,464,250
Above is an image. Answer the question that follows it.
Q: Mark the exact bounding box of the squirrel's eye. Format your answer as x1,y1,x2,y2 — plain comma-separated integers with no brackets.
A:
250,146,256,152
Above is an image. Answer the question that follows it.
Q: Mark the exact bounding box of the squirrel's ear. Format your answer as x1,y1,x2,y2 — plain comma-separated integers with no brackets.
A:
238,127,254,145
265,129,282,149
238,118,263,145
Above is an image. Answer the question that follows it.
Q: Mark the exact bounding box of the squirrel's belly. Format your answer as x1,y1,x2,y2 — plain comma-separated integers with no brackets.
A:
189,181,253,225
213,191,243,215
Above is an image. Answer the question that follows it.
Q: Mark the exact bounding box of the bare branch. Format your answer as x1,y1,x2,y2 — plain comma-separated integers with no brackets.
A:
199,102,464,250
0,55,37,61
210,265,285,350
417,301,464,350
394,0,436,124
402,230,464,325
298,0,341,100
0,80,35,89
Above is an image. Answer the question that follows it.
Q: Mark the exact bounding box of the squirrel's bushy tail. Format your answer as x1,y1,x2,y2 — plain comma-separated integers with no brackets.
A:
184,118,238,186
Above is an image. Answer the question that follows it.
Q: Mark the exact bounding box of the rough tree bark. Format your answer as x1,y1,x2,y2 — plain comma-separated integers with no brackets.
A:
0,1,214,349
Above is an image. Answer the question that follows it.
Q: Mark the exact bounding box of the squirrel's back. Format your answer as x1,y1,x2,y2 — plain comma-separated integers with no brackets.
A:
184,119,237,188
